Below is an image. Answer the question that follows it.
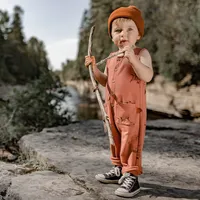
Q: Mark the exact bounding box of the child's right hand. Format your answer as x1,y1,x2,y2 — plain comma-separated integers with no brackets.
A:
85,56,96,68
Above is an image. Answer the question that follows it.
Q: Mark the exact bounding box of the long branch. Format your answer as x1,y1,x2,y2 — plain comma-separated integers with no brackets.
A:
96,45,135,66
87,26,114,145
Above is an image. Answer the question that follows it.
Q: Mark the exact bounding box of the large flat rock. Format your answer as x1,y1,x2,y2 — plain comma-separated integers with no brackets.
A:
17,119,200,200
5,171,95,200
0,162,15,199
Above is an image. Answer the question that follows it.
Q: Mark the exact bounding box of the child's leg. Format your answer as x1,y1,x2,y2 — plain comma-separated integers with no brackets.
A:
106,102,122,167
95,102,122,183
114,111,146,197
110,122,122,167
118,120,142,176
116,109,146,176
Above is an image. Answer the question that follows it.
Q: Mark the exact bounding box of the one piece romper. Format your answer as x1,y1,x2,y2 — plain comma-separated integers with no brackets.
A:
104,48,146,176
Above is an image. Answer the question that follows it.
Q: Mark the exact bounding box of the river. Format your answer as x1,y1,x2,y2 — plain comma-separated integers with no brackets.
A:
56,86,102,121
58,86,177,122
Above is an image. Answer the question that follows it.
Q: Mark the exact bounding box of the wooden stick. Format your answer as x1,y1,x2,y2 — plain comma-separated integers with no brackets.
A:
87,26,114,145
96,45,135,66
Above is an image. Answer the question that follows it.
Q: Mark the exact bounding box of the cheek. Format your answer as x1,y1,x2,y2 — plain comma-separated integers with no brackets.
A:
129,33,138,40
112,35,119,43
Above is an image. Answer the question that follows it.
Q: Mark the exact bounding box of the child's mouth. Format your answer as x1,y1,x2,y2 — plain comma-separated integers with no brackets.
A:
120,40,128,44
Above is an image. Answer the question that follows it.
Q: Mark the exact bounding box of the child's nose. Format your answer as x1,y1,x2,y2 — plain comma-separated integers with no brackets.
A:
120,30,127,38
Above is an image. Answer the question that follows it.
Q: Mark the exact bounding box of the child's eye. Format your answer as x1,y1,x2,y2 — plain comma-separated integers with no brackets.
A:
128,28,133,31
115,29,122,32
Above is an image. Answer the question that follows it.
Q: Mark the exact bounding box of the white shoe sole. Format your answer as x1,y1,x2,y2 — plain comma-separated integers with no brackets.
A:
95,174,119,184
115,188,140,197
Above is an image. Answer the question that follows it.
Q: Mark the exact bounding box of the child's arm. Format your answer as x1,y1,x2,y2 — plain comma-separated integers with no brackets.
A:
124,46,154,82
85,56,108,87
136,49,153,82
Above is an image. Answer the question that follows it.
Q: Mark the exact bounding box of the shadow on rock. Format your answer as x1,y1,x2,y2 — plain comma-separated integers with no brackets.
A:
139,182,200,199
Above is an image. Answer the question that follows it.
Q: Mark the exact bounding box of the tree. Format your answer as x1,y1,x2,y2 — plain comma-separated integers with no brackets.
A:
0,10,10,41
0,6,53,84
0,5,70,147
8,5,25,46
63,0,200,85
75,9,91,80
27,37,50,77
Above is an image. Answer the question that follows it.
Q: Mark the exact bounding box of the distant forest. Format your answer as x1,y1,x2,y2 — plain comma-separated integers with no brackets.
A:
0,6,63,146
0,1,199,86
60,0,200,86
0,5,52,85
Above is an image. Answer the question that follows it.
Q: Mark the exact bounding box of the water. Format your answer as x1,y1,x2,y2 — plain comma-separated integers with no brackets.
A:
58,86,175,121
56,86,102,121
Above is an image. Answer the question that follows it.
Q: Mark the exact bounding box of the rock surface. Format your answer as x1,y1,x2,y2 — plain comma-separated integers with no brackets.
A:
146,76,200,119
1,119,200,199
66,76,200,120
6,171,95,200
0,162,14,199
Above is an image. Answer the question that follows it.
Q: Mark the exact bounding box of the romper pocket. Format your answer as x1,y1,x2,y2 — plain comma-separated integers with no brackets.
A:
116,102,137,126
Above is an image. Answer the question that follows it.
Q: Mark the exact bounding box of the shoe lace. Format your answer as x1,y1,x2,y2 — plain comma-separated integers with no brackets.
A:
105,166,121,177
118,173,136,189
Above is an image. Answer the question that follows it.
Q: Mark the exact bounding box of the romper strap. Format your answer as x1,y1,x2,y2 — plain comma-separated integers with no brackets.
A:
134,48,146,55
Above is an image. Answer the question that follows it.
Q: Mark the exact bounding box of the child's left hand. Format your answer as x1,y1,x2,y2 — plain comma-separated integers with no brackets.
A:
123,45,138,63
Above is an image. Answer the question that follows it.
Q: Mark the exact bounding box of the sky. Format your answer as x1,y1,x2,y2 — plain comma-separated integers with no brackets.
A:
0,0,90,70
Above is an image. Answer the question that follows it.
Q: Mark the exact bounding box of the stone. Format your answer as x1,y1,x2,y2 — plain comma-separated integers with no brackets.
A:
0,162,16,199
1,119,199,199
17,120,200,200
66,77,200,120
6,171,94,200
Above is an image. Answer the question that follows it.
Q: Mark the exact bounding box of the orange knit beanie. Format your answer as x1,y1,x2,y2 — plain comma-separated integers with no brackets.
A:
108,6,144,38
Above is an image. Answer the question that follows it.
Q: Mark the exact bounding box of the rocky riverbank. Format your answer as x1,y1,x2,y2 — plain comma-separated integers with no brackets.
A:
0,119,200,199
66,75,200,121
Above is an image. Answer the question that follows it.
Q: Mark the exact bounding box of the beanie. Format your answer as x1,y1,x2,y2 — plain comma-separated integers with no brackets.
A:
108,6,144,38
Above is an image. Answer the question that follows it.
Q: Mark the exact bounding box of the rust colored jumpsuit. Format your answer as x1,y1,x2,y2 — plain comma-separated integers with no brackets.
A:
104,48,146,176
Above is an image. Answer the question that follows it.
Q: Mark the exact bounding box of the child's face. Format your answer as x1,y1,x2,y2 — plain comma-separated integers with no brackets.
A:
111,19,140,50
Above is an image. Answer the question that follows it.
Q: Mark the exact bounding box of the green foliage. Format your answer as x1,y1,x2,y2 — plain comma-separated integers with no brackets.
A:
0,73,68,146
7,5,25,46
61,59,77,81
62,0,200,85
0,10,10,41
135,0,200,83
0,5,71,147
0,5,50,84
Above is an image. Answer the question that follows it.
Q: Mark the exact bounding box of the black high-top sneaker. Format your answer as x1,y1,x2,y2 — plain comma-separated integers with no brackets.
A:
95,166,122,183
115,173,140,197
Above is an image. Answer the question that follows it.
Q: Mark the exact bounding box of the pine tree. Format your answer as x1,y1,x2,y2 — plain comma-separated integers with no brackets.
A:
8,6,25,46
0,10,10,42
27,37,49,75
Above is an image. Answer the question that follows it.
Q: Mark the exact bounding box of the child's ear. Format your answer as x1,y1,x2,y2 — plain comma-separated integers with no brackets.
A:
137,35,141,40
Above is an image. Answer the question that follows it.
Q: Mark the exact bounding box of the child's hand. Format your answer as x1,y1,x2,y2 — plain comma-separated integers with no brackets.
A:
123,45,138,63
85,56,96,68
